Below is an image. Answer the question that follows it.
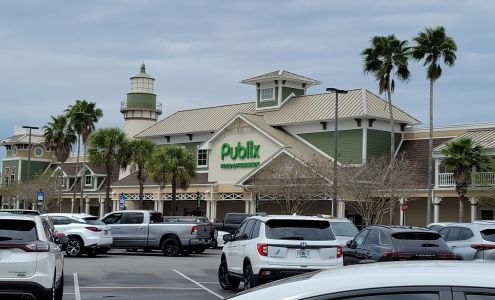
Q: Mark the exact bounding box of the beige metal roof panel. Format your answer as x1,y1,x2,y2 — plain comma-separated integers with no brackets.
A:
241,70,321,85
0,134,45,145
136,102,256,137
434,129,495,152
365,91,420,124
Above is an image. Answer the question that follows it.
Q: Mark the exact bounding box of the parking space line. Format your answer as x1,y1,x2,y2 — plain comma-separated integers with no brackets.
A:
74,273,81,300
174,269,224,299
197,282,218,284
80,287,202,290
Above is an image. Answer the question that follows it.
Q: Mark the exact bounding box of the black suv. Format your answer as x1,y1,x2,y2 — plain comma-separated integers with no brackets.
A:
343,225,456,265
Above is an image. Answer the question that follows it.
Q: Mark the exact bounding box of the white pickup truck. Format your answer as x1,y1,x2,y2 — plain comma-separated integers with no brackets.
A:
101,210,211,256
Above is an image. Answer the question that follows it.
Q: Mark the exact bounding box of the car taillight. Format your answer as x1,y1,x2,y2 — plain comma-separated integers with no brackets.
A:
383,250,395,258
257,243,268,256
436,253,457,259
191,226,199,235
0,241,50,252
396,252,415,260
471,244,495,250
337,245,343,258
85,226,102,232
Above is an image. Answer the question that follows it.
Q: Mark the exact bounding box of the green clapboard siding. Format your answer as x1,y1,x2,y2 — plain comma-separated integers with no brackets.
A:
298,129,363,163
367,129,402,159
126,93,157,109
282,87,304,102
20,160,50,181
165,142,208,171
257,88,278,108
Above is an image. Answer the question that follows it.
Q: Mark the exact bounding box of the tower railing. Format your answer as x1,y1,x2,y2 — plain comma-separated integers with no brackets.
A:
120,101,162,112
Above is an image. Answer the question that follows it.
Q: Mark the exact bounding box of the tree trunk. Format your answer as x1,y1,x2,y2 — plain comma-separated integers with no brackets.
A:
171,177,177,216
458,196,464,223
105,170,112,205
387,84,395,225
138,170,144,210
79,142,86,213
426,79,434,225
73,134,81,213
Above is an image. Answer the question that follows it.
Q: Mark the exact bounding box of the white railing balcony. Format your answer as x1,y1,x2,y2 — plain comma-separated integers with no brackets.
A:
437,172,495,188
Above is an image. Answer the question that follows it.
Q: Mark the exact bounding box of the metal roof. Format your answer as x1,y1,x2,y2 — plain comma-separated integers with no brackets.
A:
0,134,45,146
434,128,495,152
240,70,321,86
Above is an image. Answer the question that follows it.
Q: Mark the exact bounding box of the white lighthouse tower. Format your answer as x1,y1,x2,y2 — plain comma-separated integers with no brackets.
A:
120,64,162,138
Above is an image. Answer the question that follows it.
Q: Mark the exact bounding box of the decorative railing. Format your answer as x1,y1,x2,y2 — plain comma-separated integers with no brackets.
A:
120,101,162,112
437,172,495,188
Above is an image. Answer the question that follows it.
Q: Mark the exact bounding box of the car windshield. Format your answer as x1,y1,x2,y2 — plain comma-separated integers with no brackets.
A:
481,229,495,242
330,221,359,237
265,219,336,241
0,219,38,241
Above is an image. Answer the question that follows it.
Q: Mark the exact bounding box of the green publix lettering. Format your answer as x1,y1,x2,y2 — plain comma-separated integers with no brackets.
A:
221,141,260,160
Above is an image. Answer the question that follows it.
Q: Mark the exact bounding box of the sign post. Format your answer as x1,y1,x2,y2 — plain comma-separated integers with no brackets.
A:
36,189,44,211
401,200,408,225
119,193,126,210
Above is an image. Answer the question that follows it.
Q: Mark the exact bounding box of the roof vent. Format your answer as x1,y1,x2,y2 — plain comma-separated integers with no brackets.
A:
277,70,284,76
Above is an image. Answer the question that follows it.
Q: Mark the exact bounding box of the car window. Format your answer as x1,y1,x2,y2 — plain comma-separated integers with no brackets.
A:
380,231,392,245
458,228,475,240
251,220,261,239
446,227,462,241
333,293,440,300
353,230,369,247
438,227,450,240
227,214,249,224
242,220,256,240
50,216,71,225
364,230,380,245
150,213,162,224
330,222,359,237
234,221,248,241
428,225,442,232
124,213,144,224
265,219,336,241
481,229,495,242
41,219,55,242
0,219,38,241
466,294,495,300
102,213,124,224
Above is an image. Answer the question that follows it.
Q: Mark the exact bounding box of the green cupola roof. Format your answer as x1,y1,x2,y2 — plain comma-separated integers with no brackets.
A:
130,63,154,80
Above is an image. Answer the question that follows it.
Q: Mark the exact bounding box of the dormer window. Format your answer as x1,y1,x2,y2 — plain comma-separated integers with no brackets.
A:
85,175,92,186
260,88,274,101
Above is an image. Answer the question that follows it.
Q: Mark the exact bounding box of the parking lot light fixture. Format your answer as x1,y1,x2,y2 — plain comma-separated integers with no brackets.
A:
325,88,348,217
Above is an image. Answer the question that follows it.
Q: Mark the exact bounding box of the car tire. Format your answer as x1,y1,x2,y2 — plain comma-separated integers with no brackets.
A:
243,263,259,290
161,238,181,257
194,246,206,254
218,260,240,291
66,237,84,257
55,272,64,300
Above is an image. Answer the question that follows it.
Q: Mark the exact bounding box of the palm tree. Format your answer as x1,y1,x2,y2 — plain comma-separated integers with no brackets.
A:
441,138,485,222
362,35,411,225
147,146,196,215
121,139,156,209
43,115,77,212
412,26,457,224
362,35,411,161
65,100,103,213
88,128,128,205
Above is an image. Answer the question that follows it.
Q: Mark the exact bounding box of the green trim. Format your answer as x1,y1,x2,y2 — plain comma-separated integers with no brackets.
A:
282,87,304,102
298,129,363,163
126,93,157,109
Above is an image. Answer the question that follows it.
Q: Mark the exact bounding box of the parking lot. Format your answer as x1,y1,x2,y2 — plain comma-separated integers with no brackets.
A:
61,249,239,300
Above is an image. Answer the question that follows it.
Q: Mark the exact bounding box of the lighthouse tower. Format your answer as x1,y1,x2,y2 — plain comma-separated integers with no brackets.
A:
121,64,162,138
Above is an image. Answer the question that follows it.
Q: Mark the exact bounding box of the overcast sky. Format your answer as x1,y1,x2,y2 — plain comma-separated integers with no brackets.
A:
1,1,494,159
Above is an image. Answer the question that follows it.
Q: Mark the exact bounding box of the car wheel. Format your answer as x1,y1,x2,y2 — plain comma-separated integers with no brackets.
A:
218,260,240,291
194,246,206,254
161,238,181,257
66,237,83,257
243,263,258,290
55,272,64,300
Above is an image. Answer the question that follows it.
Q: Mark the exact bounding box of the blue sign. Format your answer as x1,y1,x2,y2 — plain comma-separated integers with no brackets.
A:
37,191,44,202
119,194,125,205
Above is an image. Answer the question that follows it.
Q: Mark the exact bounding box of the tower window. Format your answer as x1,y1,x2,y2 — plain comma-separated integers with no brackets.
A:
197,149,208,167
260,88,274,101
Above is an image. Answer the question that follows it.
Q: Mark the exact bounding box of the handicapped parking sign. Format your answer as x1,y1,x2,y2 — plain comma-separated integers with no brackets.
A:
119,193,125,205
37,191,44,202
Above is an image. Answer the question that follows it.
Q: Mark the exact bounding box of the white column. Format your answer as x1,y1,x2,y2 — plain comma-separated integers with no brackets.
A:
15,197,20,209
71,198,75,213
434,158,440,188
470,197,478,222
206,200,211,220
337,200,345,218
399,197,405,226
85,196,90,214
211,201,217,222
433,197,442,223
244,199,250,214
99,194,105,218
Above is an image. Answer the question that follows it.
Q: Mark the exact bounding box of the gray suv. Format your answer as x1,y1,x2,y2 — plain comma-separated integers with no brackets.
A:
439,221,495,260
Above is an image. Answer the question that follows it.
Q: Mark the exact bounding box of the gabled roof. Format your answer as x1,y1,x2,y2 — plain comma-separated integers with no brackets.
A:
135,102,256,138
0,134,45,146
240,70,321,86
434,128,495,153
56,162,108,177
262,89,420,125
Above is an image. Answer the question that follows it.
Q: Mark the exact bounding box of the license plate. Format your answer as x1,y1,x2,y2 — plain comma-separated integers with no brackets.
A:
296,249,311,258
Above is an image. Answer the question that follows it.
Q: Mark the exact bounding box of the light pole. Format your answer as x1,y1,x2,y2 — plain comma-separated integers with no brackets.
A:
22,125,39,209
325,88,348,218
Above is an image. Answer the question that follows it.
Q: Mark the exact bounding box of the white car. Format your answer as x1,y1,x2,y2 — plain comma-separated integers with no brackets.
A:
438,221,495,260
44,213,113,257
215,230,229,248
0,214,66,300
219,215,343,291
229,261,495,299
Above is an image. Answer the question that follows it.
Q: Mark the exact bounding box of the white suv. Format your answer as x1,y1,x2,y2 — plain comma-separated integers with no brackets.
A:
44,213,113,257
0,214,65,300
218,215,343,291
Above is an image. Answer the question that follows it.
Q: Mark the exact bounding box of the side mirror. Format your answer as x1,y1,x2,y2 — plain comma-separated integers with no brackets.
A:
223,234,233,243
55,232,69,245
345,240,353,248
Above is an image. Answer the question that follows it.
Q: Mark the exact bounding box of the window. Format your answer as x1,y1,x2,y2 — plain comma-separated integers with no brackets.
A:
445,227,462,241
11,146,17,156
466,294,495,300
364,230,380,245
50,216,71,225
102,213,124,224
335,293,440,300
124,213,144,224
234,221,248,241
439,227,450,239
34,146,43,157
264,219,336,241
85,175,92,186
242,220,256,240
260,88,274,101
353,230,369,247
458,228,475,240
251,220,261,239
197,149,208,167
330,222,359,237
0,219,38,241
481,229,495,242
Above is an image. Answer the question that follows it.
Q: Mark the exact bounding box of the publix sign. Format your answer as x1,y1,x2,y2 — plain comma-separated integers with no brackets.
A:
220,141,260,169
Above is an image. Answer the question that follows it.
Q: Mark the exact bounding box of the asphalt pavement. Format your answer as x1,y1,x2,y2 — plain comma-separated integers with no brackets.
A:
61,248,241,300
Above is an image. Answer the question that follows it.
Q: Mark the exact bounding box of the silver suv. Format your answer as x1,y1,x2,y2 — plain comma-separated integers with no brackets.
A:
0,214,66,299
439,221,495,260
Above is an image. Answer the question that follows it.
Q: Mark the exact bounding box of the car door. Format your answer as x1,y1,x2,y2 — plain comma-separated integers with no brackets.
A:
237,219,256,265
227,220,248,275
41,218,63,281
343,229,369,265
443,227,463,259
119,212,147,247
362,229,392,262
448,226,476,260
102,212,125,246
